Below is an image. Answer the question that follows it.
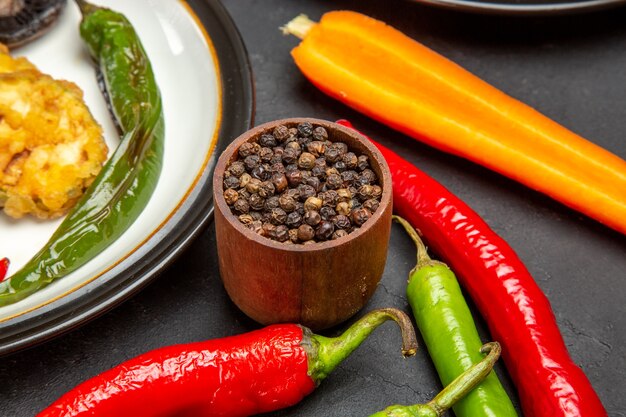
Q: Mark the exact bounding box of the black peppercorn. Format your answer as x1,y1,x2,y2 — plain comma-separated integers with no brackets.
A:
332,214,351,229
229,161,246,177
363,198,380,213
326,173,343,190
285,170,303,187
321,190,338,207
304,196,323,212
285,163,299,173
315,220,334,241
336,201,351,216
223,188,239,205
282,148,299,165
332,142,348,155
312,126,328,141
359,169,377,185
249,211,263,221
305,176,321,192
270,208,288,225
303,210,321,226
298,152,316,170
332,229,349,240
351,207,372,226
336,188,352,203
238,213,254,225
298,122,314,137
265,195,280,211
259,133,277,148
270,162,286,174
249,193,265,211
247,220,263,234
294,201,305,215
358,185,375,201
271,173,288,193
238,189,251,201
273,125,290,142
279,194,298,212
243,154,261,171
311,165,327,180
324,147,342,163
251,164,271,181
297,224,315,241
357,155,369,171
274,225,290,242
245,178,262,194
307,141,326,156
233,198,250,214
333,161,347,172
285,211,302,228
289,228,299,243
319,206,336,220
285,141,302,152
341,170,358,187
238,142,256,158
298,184,317,201
371,185,383,199
262,222,276,238
223,175,240,189
259,147,274,162
258,181,275,198
342,152,358,170
239,173,251,189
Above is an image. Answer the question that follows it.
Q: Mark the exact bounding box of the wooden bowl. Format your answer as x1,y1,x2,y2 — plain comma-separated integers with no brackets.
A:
213,118,392,330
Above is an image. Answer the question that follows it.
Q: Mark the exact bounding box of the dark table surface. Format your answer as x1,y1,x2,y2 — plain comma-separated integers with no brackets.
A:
3,0,626,416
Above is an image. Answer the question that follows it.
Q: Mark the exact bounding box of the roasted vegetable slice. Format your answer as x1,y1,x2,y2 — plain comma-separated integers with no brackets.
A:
0,43,108,219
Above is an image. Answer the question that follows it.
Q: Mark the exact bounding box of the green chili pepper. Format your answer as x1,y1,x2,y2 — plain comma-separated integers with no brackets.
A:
393,216,518,417
0,0,164,306
370,342,502,417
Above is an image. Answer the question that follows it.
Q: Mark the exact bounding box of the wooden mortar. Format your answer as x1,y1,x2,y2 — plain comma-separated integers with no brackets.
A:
213,118,392,330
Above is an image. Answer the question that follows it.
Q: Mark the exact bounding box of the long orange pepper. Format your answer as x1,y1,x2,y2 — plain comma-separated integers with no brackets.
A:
283,12,626,235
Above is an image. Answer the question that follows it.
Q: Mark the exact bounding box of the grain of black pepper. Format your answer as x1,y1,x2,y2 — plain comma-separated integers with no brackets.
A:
297,224,315,241
249,194,265,211
303,210,321,226
224,188,239,205
233,198,250,214
315,220,334,241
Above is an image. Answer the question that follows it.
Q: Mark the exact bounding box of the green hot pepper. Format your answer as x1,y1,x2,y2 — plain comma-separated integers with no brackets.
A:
371,342,502,417
393,216,518,417
0,0,164,306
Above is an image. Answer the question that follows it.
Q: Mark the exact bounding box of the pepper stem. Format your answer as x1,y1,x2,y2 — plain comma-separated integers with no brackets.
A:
308,308,418,382
74,0,100,16
427,342,502,414
369,342,502,417
281,14,316,39
393,216,443,272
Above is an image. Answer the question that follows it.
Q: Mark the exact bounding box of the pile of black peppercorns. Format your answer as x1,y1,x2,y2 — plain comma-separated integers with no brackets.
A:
222,122,383,244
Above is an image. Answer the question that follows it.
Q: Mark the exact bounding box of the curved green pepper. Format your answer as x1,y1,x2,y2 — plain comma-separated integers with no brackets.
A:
393,216,518,417
0,0,164,306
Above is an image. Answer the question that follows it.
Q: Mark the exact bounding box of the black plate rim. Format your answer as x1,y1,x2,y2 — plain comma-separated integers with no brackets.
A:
411,0,626,15
0,0,255,356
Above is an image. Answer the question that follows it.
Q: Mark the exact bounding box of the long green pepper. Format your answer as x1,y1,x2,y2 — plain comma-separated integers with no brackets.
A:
393,216,518,417
0,1,164,306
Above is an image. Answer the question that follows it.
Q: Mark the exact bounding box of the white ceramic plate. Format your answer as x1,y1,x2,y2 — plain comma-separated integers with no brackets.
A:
0,0,253,354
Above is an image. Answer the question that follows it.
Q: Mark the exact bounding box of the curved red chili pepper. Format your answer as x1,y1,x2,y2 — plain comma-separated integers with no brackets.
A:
0,258,9,282
337,120,607,417
38,308,416,417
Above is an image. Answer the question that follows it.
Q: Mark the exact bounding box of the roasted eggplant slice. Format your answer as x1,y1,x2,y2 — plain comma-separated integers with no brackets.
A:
0,0,66,48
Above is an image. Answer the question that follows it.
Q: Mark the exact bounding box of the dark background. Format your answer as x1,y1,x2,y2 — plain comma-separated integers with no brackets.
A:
2,0,626,415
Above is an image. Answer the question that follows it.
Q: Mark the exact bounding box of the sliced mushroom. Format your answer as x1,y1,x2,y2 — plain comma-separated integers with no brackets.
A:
0,0,66,48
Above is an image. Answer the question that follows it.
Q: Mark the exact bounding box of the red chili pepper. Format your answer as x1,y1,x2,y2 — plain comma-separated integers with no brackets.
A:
38,308,416,417
337,120,607,417
0,258,9,282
